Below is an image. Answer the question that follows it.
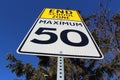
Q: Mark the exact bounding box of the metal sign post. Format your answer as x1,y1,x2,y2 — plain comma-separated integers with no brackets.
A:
57,56,64,80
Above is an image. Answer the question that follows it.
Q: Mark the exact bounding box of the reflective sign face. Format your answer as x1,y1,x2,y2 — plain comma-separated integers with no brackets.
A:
17,8,104,59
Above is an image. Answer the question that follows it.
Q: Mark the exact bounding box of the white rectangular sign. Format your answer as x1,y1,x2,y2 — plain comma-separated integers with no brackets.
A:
17,18,104,59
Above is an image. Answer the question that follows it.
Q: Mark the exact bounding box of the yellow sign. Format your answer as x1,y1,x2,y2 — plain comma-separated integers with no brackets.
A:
39,8,83,21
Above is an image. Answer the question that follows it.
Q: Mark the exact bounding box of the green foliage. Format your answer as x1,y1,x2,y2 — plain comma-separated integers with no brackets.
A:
6,54,24,77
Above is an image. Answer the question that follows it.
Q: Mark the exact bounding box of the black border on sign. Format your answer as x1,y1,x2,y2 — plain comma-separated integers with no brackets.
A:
17,8,104,59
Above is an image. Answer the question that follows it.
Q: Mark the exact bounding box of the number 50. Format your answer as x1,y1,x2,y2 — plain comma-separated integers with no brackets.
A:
31,27,89,47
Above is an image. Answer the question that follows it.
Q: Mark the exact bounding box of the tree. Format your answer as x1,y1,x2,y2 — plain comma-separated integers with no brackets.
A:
6,2,120,80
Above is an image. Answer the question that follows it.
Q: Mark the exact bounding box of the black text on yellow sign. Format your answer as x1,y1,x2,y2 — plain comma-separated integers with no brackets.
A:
39,8,83,21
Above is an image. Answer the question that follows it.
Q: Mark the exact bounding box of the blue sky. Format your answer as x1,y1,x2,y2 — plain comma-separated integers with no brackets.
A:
0,0,119,80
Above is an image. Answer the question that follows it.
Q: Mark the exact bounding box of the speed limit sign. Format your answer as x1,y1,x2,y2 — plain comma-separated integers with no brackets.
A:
17,8,104,59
